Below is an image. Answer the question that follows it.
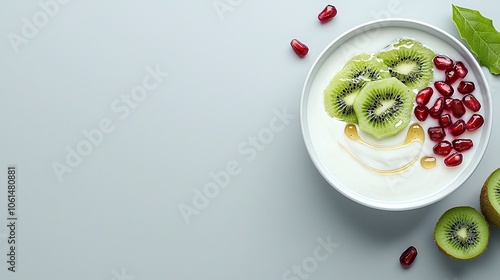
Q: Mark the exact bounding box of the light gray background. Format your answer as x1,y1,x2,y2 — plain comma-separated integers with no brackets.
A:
0,0,499,279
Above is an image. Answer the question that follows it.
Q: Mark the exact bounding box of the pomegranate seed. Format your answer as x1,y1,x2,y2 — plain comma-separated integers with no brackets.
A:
445,68,459,84
444,152,463,167
415,87,433,106
463,94,481,112
450,99,466,118
433,55,454,70
429,97,445,118
434,81,454,97
449,119,466,136
433,140,453,156
439,113,452,127
428,126,446,141
466,114,484,131
400,246,418,268
457,81,475,94
454,61,468,78
318,5,337,23
290,39,309,58
452,139,473,152
414,105,429,121
444,98,454,111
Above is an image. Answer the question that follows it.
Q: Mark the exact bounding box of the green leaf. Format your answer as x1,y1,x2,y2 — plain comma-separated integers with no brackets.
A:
452,4,500,75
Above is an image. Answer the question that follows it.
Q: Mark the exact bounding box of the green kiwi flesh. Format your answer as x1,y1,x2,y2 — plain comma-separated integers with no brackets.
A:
352,77,414,139
377,38,435,90
434,206,489,260
324,53,390,123
480,168,500,227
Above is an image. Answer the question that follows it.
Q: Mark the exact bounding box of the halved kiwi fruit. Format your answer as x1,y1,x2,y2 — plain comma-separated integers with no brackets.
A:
352,77,414,139
434,206,489,260
480,168,500,227
324,53,390,123
377,38,435,90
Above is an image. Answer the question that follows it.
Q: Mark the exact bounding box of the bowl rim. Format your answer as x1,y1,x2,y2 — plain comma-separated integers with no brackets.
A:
300,18,493,211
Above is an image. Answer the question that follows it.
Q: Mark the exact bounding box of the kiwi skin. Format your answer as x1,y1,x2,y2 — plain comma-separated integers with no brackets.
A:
480,168,500,227
433,206,489,260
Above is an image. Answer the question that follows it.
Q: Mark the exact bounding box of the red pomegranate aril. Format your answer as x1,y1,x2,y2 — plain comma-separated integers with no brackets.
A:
463,94,481,112
433,55,454,70
450,99,466,118
428,126,446,141
454,61,468,78
318,5,337,23
290,39,309,58
434,81,454,97
433,140,453,156
416,87,433,105
429,97,445,118
414,105,429,121
466,114,484,131
445,68,459,84
457,81,475,94
444,152,463,167
452,139,473,152
449,119,466,136
444,98,454,111
400,246,418,268
439,113,452,127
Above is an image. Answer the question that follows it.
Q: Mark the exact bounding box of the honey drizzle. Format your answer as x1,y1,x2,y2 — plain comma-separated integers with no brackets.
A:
344,123,424,150
420,156,437,169
342,123,436,173
338,142,421,175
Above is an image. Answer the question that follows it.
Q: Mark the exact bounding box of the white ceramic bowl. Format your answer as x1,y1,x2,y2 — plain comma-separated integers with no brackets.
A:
300,19,492,210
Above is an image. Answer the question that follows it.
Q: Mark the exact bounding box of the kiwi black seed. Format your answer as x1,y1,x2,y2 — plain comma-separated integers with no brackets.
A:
324,53,390,123
352,77,414,139
480,168,500,227
377,38,435,90
434,206,489,260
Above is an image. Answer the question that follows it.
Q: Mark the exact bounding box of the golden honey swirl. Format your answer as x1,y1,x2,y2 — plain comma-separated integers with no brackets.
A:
341,123,435,173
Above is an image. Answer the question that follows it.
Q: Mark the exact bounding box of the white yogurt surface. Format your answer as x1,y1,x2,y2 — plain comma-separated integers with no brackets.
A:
305,26,487,207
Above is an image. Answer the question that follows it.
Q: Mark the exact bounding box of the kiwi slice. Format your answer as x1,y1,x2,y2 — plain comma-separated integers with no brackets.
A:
480,168,500,227
352,77,414,139
324,53,390,123
434,206,489,260
377,38,435,90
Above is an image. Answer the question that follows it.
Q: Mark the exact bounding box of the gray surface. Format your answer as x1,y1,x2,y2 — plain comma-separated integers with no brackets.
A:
0,0,499,279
